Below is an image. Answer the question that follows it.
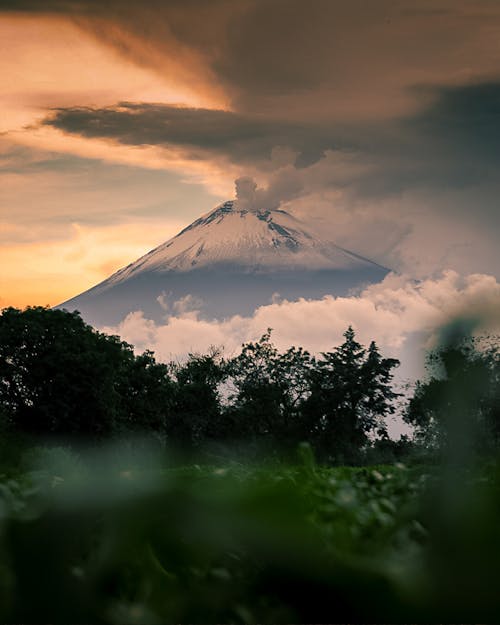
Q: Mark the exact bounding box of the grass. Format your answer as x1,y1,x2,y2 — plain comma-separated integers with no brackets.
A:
0,444,498,623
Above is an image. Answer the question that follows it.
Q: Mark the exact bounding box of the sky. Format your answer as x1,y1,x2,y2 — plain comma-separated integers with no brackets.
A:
1,0,500,372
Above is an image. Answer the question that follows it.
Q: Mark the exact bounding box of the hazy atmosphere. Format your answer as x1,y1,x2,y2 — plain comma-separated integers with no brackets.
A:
2,4,500,622
2,0,500,366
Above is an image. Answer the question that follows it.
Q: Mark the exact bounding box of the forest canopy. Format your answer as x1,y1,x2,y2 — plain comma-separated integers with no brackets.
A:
0,306,497,462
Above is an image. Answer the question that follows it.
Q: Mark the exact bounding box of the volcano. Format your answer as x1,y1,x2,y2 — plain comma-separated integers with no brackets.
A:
59,200,389,326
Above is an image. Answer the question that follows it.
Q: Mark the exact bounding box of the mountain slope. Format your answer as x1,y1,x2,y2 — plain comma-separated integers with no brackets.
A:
59,201,389,326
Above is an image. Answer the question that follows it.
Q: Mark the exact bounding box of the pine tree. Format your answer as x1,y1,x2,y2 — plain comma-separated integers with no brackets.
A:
303,327,400,462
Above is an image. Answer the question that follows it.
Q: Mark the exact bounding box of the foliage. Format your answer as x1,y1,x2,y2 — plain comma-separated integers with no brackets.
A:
0,309,403,461
226,330,313,445
167,350,227,449
405,334,500,454
117,350,175,436
0,307,174,439
1,449,500,623
1,307,499,621
302,327,401,462
225,327,400,462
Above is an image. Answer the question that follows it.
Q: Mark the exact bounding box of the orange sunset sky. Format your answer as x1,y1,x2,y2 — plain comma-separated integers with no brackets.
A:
1,0,500,309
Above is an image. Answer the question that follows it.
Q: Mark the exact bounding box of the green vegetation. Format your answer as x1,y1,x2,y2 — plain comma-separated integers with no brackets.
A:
0,451,500,623
406,331,500,455
0,306,499,622
0,307,404,463
0,306,173,439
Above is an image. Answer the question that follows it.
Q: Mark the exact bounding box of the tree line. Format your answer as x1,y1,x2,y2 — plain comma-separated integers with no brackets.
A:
0,306,498,463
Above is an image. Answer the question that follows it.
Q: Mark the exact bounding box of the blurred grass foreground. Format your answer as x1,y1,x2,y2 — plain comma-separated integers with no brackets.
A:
1,449,500,623
0,306,499,622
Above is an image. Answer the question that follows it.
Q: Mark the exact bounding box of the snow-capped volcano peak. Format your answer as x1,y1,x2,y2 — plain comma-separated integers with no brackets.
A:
104,200,384,286
60,199,389,326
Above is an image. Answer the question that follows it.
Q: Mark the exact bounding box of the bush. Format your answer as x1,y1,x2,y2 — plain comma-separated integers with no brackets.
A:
0,307,174,440
406,333,500,455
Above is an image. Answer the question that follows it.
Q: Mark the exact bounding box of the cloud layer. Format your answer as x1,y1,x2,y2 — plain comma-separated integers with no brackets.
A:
38,83,500,281
41,82,500,193
103,271,500,381
1,2,500,306
5,0,500,120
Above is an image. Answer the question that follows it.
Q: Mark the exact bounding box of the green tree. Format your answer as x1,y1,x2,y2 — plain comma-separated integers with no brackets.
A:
405,335,500,453
303,327,400,462
0,307,173,439
118,350,175,436
167,350,226,449
227,330,313,447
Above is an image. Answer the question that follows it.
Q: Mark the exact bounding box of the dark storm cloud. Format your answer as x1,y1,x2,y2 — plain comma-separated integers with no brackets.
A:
42,82,500,200
4,0,500,120
411,82,500,164
354,82,500,197
6,0,500,229
42,103,331,164
0,0,205,14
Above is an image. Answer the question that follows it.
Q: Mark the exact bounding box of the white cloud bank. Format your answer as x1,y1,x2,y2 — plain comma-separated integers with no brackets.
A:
103,271,500,381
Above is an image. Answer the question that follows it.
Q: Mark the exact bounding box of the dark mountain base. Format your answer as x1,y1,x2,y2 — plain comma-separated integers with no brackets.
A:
59,264,389,327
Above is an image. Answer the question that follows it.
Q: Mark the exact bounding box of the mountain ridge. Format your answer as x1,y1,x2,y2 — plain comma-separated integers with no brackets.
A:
59,200,390,326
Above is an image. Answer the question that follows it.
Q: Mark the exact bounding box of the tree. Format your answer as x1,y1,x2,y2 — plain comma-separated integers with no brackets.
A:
0,308,402,460
118,350,175,436
226,330,313,447
405,335,500,454
0,307,174,439
303,327,400,462
167,350,227,449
